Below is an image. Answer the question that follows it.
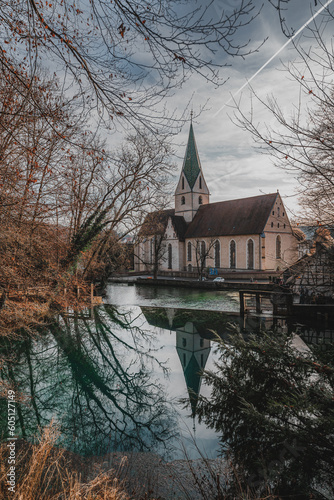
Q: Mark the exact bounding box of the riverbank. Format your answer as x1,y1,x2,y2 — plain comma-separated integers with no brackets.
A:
108,276,283,292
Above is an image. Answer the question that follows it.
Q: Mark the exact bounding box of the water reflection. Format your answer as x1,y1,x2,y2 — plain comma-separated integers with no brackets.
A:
176,322,211,420
140,306,289,340
0,306,178,457
1,296,334,463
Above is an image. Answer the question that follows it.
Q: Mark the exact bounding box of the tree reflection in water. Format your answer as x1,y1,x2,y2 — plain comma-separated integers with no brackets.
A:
0,305,178,457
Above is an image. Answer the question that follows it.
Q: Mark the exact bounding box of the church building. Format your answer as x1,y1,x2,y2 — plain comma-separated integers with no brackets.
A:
134,123,299,274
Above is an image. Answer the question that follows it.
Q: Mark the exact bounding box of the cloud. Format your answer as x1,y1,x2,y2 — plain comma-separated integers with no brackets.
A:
167,1,330,219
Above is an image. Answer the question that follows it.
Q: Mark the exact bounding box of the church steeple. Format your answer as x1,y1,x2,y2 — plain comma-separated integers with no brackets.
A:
182,122,202,189
174,121,210,222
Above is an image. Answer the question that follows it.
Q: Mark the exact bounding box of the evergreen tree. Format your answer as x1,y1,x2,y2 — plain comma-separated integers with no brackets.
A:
195,328,334,498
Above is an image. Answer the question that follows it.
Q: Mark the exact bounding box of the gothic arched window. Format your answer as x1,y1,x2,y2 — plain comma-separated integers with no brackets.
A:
181,196,185,205
276,235,281,259
187,241,192,261
199,176,202,189
182,177,184,190
247,239,254,270
230,240,236,269
198,196,203,205
168,243,172,269
201,241,206,267
214,240,220,268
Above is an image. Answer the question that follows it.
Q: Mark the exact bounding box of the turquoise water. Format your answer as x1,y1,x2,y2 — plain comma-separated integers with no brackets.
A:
105,282,240,312
2,284,329,463
1,296,234,460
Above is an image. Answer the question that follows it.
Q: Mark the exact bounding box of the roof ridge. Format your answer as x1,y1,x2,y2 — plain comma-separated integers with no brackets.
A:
197,193,277,208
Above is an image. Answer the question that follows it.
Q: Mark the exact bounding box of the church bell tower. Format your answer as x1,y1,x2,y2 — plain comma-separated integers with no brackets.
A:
174,120,210,222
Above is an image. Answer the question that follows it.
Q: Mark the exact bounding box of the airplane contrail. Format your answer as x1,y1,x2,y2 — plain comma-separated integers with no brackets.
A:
214,0,334,116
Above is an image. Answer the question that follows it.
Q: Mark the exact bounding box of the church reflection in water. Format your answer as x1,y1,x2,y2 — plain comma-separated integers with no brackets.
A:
175,322,211,419
2,303,334,461
140,306,289,423
140,304,334,424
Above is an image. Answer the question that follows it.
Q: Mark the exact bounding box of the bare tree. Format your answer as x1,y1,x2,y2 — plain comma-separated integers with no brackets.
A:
234,8,334,226
0,0,267,134
0,68,175,323
192,238,216,280
66,132,175,278
134,209,173,278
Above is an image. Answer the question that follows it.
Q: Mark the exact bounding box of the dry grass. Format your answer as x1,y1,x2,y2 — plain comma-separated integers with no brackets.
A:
0,284,93,338
0,421,284,500
0,423,130,500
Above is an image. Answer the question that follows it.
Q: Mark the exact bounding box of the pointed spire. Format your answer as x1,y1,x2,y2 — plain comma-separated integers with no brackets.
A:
182,122,202,189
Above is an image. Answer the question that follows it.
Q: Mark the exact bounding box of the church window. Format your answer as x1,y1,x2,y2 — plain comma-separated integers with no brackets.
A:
283,212,285,216
198,196,203,205
182,177,184,189
199,176,202,189
277,207,280,217
214,240,220,268
277,223,280,228
276,235,281,259
187,241,192,261
271,222,273,228
230,240,236,269
247,239,254,270
272,211,275,215
284,223,286,228
168,243,172,269
201,241,206,267
181,196,185,205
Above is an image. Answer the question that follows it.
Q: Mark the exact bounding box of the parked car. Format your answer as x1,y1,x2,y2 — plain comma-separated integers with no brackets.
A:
213,277,225,282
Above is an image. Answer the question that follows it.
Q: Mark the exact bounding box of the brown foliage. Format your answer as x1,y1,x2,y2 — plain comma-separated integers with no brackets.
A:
0,423,129,499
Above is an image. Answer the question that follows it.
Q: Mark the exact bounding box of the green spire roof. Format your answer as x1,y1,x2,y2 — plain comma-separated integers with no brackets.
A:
182,123,201,189
184,354,202,418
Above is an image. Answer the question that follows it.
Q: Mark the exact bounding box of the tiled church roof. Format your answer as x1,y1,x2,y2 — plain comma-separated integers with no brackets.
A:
185,193,278,238
182,123,202,189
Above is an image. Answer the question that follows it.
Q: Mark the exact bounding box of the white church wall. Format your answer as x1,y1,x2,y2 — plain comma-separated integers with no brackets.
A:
158,218,182,272
263,194,292,234
185,235,262,271
264,231,299,271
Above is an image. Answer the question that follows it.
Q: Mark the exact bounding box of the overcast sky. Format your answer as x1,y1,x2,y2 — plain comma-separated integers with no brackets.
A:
166,0,333,221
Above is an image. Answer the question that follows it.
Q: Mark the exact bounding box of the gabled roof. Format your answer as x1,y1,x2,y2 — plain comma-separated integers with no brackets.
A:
139,209,174,236
182,123,202,189
185,193,278,238
139,209,188,241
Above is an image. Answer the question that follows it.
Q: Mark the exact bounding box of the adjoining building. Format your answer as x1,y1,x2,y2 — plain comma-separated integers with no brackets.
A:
284,227,334,302
134,122,299,275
